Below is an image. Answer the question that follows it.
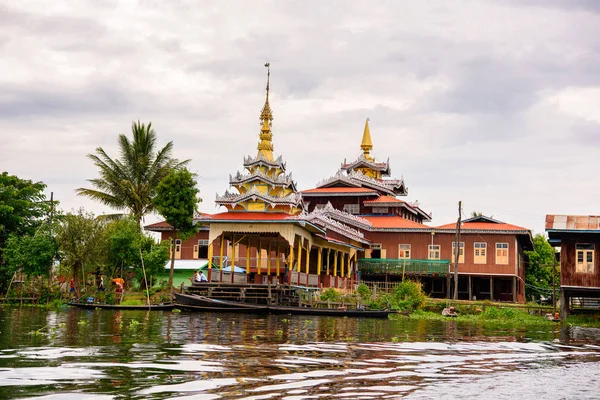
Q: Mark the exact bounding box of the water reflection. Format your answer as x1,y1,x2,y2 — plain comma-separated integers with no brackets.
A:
0,307,599,399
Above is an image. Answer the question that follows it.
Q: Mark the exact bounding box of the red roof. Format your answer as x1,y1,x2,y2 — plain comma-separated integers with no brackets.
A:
363,195,405,205
302,187,377,194
144,221,173,230
436,221,529,231
362,216,430,229
207,212,295,221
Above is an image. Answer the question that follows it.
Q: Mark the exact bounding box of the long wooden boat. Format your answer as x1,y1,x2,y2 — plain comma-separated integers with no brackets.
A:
68,302,176,311
174,293,266,309
266,306,396,318
175,293,396,318
178,304,268,313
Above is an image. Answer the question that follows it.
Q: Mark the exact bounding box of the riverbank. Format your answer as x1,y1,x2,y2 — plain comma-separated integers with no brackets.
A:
405,306,600,328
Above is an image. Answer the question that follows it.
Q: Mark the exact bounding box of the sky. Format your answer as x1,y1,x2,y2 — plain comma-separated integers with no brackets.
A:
1,0,599,235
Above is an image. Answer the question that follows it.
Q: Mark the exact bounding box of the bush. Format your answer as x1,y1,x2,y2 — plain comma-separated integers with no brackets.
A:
320,288,341,302
356,283,372,302
392,280,426,311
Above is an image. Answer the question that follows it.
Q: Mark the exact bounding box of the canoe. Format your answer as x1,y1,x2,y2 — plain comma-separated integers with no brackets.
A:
178,304,268,313
266,306,396,318
175,293,266,309
68,302,176,311
175,293,395,318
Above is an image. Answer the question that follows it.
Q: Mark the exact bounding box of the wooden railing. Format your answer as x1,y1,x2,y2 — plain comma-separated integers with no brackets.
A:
358,258,450,276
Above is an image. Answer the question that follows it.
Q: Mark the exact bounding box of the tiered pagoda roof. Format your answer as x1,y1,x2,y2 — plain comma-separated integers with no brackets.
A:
308,119,408,196
215,64,302,215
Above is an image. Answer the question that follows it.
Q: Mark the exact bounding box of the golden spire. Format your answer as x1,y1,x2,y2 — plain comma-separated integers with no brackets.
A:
361,117,374,161
257,63,274,160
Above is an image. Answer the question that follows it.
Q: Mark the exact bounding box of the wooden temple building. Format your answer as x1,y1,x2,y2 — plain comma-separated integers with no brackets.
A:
146,67,533,302
146,65,369,289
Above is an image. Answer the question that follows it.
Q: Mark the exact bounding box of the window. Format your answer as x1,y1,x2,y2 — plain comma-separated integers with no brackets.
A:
170,239,182,260
451,242,464,263
370,243,381,259
343,204,360,214
428,245,441,260
372,206,389,214
576,244,595,273
398,244,411,259
474,242,487,264
496,243,509,265
198,239,209,258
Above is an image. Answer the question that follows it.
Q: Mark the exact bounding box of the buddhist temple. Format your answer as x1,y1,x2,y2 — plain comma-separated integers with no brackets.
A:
146,64,370,289
146,65,534,303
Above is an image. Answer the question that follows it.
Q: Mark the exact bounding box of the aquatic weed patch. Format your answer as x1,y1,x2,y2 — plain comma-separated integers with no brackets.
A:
406,308,554,326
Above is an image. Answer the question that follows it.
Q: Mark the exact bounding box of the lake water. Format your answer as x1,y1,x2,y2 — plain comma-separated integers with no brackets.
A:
1,307,600,399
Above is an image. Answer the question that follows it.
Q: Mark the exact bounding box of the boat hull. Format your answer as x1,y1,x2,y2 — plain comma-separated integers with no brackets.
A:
69,303,176,311
174,293,266,309
175,293,396,318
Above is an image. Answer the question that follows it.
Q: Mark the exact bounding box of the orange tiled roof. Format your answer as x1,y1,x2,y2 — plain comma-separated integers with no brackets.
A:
361,215,430,229
363,195,405,204
144,221,173,230
302,187,377,194
436,221,529,231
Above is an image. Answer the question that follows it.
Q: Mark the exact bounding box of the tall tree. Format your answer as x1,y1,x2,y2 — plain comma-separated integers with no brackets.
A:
55,209,108,297
153,168,199,292
525,234,558,301
0,172,55,292
76,121,189,229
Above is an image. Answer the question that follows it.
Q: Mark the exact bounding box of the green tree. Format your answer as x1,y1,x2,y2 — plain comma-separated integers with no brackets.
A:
153,168,199,291
55,209,108,297
0,172,55,292
76,121,189,229
104,217,169,290
105,217,141,279
137,236,169,289
525,234,558,301
3,227,57,278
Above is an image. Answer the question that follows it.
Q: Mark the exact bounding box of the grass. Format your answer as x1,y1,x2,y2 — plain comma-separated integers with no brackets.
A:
563,314,600,328
405,307,556,326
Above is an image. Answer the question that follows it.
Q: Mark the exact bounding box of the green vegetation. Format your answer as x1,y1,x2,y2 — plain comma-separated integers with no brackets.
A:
76,120,189,229
407,307,556,326
0,172,57,292
318,280,426,311
154,168,200,290
563,314,600,328
525,234,559,301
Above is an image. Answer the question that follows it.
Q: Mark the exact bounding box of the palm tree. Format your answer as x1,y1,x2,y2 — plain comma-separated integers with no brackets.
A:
76,121,189,229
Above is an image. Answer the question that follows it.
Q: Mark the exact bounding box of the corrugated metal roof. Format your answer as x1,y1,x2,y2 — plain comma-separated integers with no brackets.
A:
545,215,600,231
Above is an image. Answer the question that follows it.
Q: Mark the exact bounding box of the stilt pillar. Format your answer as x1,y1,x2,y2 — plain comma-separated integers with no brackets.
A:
207,242,213,281
276,245,281,277
257,240,262,275
230,235,236,283
288,244,294,285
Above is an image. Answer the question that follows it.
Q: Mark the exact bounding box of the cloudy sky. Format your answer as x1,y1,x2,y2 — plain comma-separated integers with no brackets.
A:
1,0,599,234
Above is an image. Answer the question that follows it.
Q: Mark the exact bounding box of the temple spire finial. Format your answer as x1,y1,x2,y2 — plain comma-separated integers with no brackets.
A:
257,62,274,160
361,117,374,161
260,62,273,123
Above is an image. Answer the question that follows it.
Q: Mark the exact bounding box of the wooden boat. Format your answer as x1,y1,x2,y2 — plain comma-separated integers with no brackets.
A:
266,306,396,318
68,302,176,311
174,293,266,309
175,293,396,318
178,304,268,313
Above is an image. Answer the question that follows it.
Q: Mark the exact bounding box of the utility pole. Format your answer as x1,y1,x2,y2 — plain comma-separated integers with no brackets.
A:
453,200,462,300
48,192,54,291
553,251,558,315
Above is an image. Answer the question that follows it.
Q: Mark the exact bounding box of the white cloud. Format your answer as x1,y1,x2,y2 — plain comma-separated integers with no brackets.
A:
1,0,599,234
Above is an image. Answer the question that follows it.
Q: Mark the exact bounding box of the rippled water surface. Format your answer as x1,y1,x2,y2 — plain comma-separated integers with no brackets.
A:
1,307,600,399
